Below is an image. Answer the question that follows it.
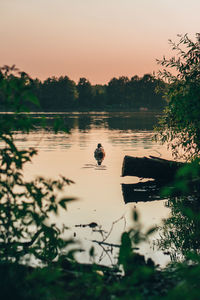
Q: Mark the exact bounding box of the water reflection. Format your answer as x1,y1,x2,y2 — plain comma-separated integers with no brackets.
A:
9,112,159,153
82,163,107,171
9,112,158,132
122,181,167,204
158,194,200,261
0,111,160,133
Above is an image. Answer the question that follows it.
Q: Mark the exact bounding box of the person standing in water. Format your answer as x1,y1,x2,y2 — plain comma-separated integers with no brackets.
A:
94,143,105,165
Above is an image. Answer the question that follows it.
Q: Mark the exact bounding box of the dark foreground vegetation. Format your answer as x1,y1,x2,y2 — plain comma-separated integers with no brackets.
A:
0,33,200,299
0,69,166,112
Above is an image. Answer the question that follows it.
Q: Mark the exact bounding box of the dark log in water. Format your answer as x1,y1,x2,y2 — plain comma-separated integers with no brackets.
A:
121,155,184,180
121,181,167,204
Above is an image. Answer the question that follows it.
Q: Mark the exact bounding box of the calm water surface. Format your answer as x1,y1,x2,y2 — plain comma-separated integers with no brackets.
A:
14,112,172,266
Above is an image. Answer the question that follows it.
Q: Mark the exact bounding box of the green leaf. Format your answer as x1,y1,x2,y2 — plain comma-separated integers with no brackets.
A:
146,226,157,236
89,246,95,258
133,209,138,222
59,197,77,209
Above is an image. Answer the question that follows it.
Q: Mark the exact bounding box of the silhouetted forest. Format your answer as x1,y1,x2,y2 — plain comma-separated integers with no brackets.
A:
0,73,166,111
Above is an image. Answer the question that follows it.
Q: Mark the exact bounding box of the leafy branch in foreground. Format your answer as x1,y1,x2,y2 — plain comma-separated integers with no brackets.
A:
155,33,200,161
0,66,76,265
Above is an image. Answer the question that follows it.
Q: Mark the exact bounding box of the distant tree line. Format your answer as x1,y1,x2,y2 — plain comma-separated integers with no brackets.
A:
0,71,166,111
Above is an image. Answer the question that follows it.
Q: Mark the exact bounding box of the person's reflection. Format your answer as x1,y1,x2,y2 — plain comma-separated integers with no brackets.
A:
94,143,105,165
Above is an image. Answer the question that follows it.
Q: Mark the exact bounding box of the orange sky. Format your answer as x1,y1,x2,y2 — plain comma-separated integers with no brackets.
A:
1,0,199,84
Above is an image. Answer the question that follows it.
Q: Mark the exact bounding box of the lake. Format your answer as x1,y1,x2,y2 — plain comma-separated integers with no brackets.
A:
13,112,172,267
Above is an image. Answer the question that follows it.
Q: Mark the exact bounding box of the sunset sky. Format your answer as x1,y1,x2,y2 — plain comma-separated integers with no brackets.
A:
1,0,199,84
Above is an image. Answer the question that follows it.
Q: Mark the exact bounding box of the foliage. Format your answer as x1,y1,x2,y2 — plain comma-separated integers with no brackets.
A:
155,33,200,160
0,263,65,300
38,75,77,111
152,34,200,299
0,66,76,267
153,159,200,300
77,77,94,108
0,72,166,112
157,158,200,260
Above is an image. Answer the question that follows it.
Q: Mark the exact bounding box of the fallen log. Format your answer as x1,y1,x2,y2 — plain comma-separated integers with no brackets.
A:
121,155,184,181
